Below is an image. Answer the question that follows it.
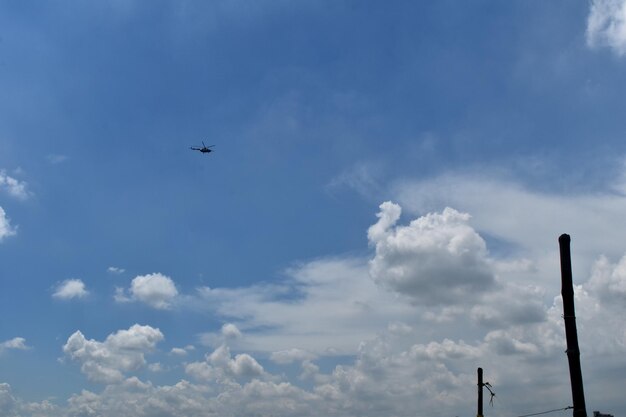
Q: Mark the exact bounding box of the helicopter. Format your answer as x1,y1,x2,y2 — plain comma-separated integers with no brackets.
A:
190,142,215,154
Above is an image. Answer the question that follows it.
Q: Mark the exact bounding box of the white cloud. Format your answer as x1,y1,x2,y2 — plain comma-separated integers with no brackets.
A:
6,188,626,416
0,383,16,415
170,348,188,356
587,0,626,55
392,173,626,293
185,344,265,383
0,337,30,354
201,323,244,348
221,323,242,339
62,324,164,384
0,207,16,242
196,258,416,355
52,279,89,300
107,266,125,275
0,383,61,417
116,273,178,309
587,254,626,302
170,345,196,356
0,170,30,200
368,202,495,305
147,363,164,373
270,348,317,365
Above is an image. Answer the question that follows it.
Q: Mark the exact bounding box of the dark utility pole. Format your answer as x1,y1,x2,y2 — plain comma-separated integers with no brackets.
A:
558,234,587,417
477,367,484,417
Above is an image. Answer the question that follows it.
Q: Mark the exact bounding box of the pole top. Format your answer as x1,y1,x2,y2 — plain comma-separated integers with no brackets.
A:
559,234,571,244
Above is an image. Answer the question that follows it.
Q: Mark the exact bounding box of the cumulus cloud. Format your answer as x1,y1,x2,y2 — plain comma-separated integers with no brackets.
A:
185,344,265,383
170,345,195,356
587,0,626,55
392,173,626,293
0,207,16,242
200,323,244,348
0,170,30,200
62,324,164,384
368,202,495,305
5,192,626,416
0,383,60,417
587,254,626,302
52,279,89,300
221,323,242,339
115,273,178,309
0,337,30,354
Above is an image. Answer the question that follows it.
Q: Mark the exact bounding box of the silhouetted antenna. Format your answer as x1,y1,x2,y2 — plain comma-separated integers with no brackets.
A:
477,368,495,417
558,234,587,417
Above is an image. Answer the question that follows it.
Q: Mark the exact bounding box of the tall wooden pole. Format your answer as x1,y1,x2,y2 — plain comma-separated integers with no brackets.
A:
558,234,587,417
477,367,483,417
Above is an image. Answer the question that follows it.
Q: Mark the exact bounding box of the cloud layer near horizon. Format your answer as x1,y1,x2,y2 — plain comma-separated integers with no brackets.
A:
3,191,626,416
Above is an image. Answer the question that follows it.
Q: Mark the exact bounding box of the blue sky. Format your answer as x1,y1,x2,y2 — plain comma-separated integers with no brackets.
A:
2,1,626,416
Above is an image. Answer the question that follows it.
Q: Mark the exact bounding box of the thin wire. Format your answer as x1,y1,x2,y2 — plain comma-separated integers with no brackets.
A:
515,406,573,417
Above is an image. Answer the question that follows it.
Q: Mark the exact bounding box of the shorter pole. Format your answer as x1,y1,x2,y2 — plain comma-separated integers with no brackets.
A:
477,367,483,417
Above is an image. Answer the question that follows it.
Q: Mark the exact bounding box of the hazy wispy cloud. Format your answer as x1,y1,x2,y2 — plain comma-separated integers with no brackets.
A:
587,0,626,55
196,258,414,355
46,154,69,165
270,348,317,365
326,162,384,199
107,266,125,275
0,170,30,200
52,279,89,300
0,206,16,242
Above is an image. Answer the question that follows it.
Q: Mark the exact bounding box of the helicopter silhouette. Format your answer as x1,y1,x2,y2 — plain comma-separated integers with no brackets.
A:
190,142,215,154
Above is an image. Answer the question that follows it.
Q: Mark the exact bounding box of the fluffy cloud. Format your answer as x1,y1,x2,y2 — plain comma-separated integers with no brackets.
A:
185,344,265,383
0,171,30,200
392,173,626,293
200,323,243,348
62,324,164,383
61,377,318,417
115,273,178,309
587,254,626,303
368,202,495,305
0,383,61,417
0,337,30,354
170,345,195,356
6,195,626,415
52,279,89,300
587,0,626,55
0,207,16,242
